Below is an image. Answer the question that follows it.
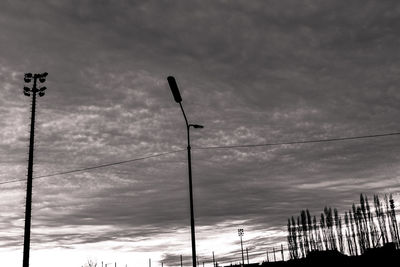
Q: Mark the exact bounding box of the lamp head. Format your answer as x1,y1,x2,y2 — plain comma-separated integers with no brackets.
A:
39,75,47,83
24,73,32,83
167,76,182,103
190,124,204,129
23,86,31,96
238,229,244,236
36,72,48,82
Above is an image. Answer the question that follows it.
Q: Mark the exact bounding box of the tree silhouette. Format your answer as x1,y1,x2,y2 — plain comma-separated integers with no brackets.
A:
365,195,378,248
287,193,398,259
344,212,354,255
384,194,395,243
84,259,97,267
287,217,299,259
374,194,387,245
334,208,344,253
389,194,400,247
297,216,305,258
301,210,310,253
320,213,328,250
306,210,314,250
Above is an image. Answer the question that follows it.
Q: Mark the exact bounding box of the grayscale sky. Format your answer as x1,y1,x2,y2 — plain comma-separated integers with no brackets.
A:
0,1,400,267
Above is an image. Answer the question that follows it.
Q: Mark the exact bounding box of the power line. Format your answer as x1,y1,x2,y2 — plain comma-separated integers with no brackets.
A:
0,149,185,186
0,131,399,186
194,132,400,150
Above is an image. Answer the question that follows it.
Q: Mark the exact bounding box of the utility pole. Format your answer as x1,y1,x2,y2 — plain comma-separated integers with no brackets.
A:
22,72,48,267
180,255,183,267
212,252,215,267
238,229,245,267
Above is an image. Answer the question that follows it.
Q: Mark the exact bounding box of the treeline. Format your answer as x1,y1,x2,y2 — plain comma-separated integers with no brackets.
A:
287,193,400,260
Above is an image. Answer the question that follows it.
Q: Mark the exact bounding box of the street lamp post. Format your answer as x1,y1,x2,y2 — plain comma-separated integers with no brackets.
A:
238,229,245,267
22,72,48,267
167,76,203,267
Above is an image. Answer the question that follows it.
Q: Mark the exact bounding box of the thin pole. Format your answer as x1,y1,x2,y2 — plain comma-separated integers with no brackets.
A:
266,250,269,262
149,259,151,267
273,247,276,262
180,102,197,267
246,248,249,264
240,235,244,266
180,255,183,267
212,252,215,267
22,77,37,267
281,244,284,261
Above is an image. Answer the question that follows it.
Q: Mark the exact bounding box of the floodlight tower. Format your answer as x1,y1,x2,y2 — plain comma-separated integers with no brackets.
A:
167,76,203,267
22,72,48,267
238,229,245,267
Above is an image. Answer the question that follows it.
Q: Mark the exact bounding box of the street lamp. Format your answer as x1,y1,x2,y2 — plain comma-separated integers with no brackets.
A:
238,229,245,267
167,76,203,267
22,72,48,267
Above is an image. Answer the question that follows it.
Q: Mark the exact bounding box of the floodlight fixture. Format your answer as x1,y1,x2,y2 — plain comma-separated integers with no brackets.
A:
167,76,182,103
24,73,32,83
24,86,31,96
38,92,45,97
39,86,47,92
238,229,244,236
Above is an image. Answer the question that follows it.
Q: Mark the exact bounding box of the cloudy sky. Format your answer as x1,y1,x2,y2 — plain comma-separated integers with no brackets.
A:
1,0,400,266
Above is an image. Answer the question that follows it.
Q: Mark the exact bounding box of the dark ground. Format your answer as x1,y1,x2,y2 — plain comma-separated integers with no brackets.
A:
265,244,399,266
226,243,399,267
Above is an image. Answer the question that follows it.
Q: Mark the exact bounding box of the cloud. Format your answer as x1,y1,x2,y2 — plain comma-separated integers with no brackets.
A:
1,1,400,266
